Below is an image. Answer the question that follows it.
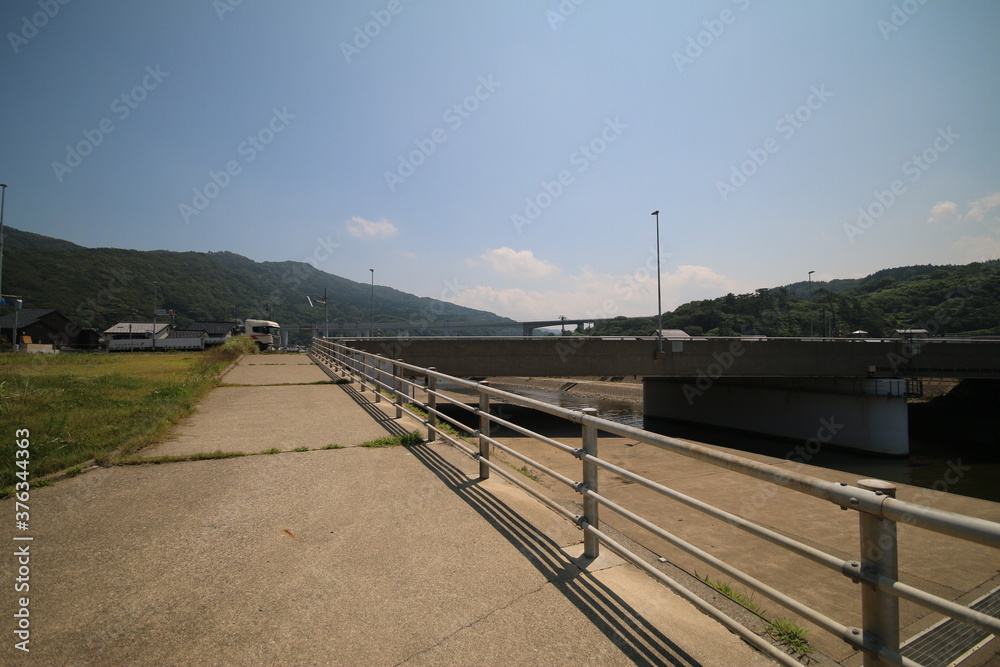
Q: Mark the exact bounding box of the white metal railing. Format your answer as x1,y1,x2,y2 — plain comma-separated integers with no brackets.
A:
310,338,1000,666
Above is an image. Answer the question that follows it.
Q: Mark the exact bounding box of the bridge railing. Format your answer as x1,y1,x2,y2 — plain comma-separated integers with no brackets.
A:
310,338,1000,667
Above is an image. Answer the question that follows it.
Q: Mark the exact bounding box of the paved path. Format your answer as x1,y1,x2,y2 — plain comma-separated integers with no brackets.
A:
0,355,771,665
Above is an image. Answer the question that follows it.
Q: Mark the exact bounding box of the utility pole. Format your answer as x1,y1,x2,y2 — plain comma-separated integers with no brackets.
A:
808,270,815,337
0,184,8,312
652,210,664,354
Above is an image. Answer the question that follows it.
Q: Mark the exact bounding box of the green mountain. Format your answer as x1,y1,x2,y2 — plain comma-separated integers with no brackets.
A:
0,227,517,343
588,261,1000,338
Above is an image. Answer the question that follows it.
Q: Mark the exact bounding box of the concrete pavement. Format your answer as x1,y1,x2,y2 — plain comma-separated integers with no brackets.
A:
0,354,773,665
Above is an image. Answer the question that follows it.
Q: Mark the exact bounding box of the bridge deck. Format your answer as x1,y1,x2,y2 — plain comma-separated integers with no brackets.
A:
339,337,1000,379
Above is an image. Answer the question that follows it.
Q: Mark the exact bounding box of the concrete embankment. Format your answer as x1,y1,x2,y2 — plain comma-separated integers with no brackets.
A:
488,375,643,404
0,355,772,666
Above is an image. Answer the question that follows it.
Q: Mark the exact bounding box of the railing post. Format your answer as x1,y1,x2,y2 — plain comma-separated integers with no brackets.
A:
373,355,383,402
394,358,404,418
358,352,368,394
858,479,900,665
478,381,490,479
426,368,437,442
582,407,600,558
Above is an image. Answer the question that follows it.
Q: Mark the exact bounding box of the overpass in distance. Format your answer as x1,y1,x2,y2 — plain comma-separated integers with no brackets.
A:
339,336,1000,379
334,336,1000,456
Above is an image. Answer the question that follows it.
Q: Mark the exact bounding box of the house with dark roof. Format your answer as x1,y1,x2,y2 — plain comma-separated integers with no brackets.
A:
102,322,171,340
182,321,236,346
0,308,99,350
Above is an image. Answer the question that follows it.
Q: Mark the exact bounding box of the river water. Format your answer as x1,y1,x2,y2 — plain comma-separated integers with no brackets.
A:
441,381,1000,504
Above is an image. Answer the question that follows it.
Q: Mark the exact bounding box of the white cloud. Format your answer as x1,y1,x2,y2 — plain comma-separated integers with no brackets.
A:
476,247,559,279
924,192,1000,226
447,264,746,321
346,216,398,240
927,200,959,225
950,230,1000,264
966,192,1000,222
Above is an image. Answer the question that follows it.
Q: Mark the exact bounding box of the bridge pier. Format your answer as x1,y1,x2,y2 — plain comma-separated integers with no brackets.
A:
642,377,910,455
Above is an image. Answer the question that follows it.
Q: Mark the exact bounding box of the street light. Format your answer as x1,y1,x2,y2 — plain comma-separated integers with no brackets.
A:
808,270,815,337
652,210,663,354
369,268,375,340
152,281,158,350
307,288,329,338
0,184,7,310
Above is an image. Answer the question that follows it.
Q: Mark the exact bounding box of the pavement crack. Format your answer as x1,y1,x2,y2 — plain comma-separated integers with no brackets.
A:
392,580,552,666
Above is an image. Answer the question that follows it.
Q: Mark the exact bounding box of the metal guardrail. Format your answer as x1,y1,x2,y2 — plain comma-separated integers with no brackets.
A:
310,338,1000,667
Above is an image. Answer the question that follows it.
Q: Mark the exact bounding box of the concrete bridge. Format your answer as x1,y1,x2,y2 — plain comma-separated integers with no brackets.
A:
335,336,1000,456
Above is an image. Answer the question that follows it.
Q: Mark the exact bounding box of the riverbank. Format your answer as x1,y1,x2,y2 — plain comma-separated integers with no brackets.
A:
488,376,643,404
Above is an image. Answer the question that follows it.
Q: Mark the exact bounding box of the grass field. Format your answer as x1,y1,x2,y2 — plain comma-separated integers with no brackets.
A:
0,338,255,496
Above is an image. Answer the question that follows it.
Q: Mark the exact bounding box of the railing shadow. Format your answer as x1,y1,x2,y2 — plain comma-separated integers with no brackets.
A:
406,441,707,667
336,381,411,439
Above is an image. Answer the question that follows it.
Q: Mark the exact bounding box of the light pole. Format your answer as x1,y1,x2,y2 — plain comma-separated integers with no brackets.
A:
808,270,815,337
369,268,374,340
308,288,329,338
0,184,7,311
152,281,158,349
652,210,663,354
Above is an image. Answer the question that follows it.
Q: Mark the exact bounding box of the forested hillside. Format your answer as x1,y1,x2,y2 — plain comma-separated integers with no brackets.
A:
0,227,516,341
588,262,1000,338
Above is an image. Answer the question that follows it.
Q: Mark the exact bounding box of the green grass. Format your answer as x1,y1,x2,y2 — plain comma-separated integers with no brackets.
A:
511,463,540,481
699,573,765,615
357,431,423,448
292,446,309,452
321,444,344,450
766,618,814,656
0,344,251,496
115,451,248,465
261,448,282,455
699,573,814,657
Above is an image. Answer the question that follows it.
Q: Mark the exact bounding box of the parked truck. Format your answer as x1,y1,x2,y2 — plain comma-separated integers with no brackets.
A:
242,319,281,351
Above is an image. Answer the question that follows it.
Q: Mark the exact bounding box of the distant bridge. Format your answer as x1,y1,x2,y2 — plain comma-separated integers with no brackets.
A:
291,319,605,337
336,336,1000,380
330,336,1000,455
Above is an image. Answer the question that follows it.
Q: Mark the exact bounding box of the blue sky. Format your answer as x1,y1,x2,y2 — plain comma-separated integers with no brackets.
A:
2,0,998,320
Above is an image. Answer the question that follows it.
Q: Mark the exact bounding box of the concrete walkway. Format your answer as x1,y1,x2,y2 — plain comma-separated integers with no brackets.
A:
0,355,771,665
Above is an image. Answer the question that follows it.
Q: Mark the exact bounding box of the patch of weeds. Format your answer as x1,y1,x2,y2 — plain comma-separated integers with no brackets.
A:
64,465,84,478
511,463,539,481
261,448,282,455
292,446,309,452
321,444,344,450
766,618,814,656
699,573,814,657
406,403,468,440
699,573,765,615
115,451,249,465
357,431,423,448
